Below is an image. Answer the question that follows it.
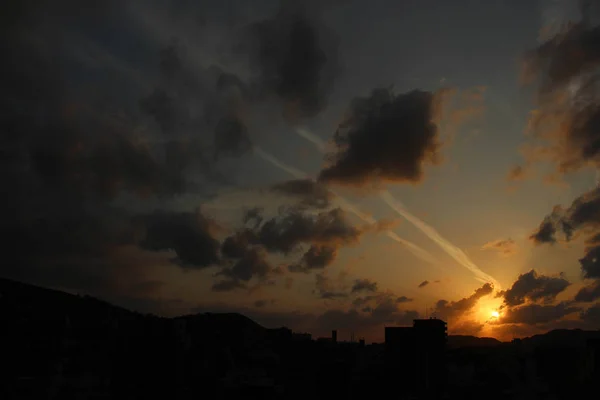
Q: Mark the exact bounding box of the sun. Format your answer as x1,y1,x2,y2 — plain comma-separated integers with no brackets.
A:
490,310,500,319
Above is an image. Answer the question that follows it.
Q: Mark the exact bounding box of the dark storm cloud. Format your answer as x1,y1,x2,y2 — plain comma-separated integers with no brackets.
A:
139,42,253,164
574,280,600,302
0,0,288,302
270,179,334,209
137,210,221,269
434,283,494,320
418,280,430,288
351,278,378,293
318,88,443,187
236,0,340,121
499,270,570,307
498,302,581,325
213,115,252,159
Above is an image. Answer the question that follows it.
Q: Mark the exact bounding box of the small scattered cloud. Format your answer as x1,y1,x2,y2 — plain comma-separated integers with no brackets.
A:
396,296,413,303
351,278,378,293
418,280,430,288
481,238,518,257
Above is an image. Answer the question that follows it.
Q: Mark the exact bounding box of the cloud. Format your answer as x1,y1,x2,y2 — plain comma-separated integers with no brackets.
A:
270,179,334,209
254,300,267,308
314,273,347,299
434,283,494,320
530,215,560,244
235,0,340,120
218,247,272,283
580,302,600,324
506,165,530,182
396,296,414,303
212,279,246,292
288,245,337,273
137,209,221,268
316,300,419,333
481,238,518,256
351,278,378,293
498,270,571,307
0,1,279,302
258,207,363,255
217,205,381,289
519,4,600,175
575,280,600,302
497,302,581,325
318,88,445,187
418,280,430,288
530,188,600,279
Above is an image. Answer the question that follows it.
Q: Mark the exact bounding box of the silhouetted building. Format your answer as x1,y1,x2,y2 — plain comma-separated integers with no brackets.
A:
384,318,447,398
332,330,337,343
413,318,447,397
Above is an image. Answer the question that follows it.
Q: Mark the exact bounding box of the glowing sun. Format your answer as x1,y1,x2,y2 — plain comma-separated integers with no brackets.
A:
490,310,500,319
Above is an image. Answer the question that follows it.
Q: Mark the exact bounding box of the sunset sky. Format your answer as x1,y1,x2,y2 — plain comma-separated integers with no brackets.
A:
3,0,600,342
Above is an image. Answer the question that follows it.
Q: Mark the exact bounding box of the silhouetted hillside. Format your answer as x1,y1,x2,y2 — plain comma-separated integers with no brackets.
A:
522,328,600,348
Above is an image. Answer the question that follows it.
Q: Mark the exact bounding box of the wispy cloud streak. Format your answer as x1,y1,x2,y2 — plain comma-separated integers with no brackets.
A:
293,128,500,288
380,190,500,288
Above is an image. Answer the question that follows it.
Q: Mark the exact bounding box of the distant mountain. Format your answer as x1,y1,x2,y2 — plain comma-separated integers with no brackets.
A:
522,329,600,348
447,335,502,349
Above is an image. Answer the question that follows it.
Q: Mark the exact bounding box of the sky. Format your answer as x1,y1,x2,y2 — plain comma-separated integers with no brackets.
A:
3,0,600,342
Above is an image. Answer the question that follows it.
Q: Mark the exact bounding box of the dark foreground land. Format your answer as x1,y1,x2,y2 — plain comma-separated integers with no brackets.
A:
1,278,599,400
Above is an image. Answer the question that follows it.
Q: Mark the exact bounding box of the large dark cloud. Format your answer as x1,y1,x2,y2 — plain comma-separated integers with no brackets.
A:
257,207,362,255
215,206,370,290
0,0,277,300
137,210,221,269
498,270,570,307
318,88,444,187
235,0,340,121
520,3,600,174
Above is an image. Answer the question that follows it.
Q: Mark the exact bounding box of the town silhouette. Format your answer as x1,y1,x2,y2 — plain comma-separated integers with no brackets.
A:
2,278,599,399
